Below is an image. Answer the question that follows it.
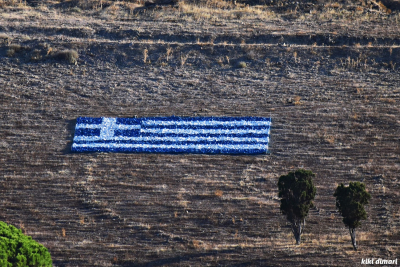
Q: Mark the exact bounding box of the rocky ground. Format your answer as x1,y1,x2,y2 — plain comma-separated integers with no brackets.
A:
0,1,399,266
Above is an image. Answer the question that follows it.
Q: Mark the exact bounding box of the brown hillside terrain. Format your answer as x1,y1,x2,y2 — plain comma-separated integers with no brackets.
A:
0,1,399,266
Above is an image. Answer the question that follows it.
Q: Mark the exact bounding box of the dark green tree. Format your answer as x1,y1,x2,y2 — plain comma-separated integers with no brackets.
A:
0,221,52,267
277,169,316,245
334,182,371,250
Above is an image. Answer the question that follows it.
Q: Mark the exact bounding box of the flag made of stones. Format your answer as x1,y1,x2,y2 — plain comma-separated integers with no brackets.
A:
71,116,271,154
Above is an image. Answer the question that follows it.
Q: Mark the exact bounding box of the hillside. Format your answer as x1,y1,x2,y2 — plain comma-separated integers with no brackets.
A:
0,1,399,266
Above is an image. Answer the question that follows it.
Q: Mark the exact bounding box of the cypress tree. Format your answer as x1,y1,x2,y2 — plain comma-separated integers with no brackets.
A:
277,169,316,245
334,182,371,250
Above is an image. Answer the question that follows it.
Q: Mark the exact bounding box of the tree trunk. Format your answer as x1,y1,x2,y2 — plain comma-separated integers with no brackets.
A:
291,219,303,245
349,227,357,250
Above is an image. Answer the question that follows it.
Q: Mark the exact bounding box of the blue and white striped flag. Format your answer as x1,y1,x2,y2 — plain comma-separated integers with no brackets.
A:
71,116,271,154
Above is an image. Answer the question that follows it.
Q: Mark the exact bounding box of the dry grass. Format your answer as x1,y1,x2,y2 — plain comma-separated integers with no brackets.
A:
6,44,22,57
180,52,190,67
165,46,173,62
143,48,149,63
294,95,301,105
0,33,11,45
237,61,247,68
178,1,277,21
0,0,26,8
214,189,224,197
52,49,79,64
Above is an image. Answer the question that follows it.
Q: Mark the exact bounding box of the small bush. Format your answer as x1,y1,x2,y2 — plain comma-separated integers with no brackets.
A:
237,61,247,68
0,33,11,44
53,49,79,64
0,221,53,267
6,44,22,57
30,49,42,62
70,6,82,13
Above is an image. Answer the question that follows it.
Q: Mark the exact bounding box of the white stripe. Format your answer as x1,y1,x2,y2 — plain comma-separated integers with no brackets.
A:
76,124,102,129
73,135,269,143
142,120,270,127
140,128,268,135
72,143,267,150
76,123,141,130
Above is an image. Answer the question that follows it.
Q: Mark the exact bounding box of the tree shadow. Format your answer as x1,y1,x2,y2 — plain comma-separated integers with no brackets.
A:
61,119,76,154
119,249,235,267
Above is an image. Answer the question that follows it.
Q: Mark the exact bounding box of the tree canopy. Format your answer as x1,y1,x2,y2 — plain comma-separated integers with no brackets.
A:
334,182,371,250
0,221,52,267
334,182,371,228
277,169,316,244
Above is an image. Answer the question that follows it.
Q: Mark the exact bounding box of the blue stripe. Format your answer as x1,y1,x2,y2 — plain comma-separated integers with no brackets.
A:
71,145,267,154
114,129,140,137
141,116,271,122
74,128,101,136
71,144,267,154
116,118,141,125
72,147,267,154
140,128,268,135
73,140,268,145
76,117,103,124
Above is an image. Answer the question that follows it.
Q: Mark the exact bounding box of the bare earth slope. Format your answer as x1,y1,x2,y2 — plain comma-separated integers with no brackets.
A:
0,3,399,266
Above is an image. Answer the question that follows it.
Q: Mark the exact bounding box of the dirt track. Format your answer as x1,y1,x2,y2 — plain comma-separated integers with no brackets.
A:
0,3,399,266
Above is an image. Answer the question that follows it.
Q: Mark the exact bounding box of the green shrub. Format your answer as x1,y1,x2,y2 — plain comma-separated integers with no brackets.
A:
53,49,79,64
0,221,52,267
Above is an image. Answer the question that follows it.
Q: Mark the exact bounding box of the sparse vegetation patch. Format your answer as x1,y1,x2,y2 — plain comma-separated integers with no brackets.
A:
237,61,247,68
52,49,79,64
6,44,22,57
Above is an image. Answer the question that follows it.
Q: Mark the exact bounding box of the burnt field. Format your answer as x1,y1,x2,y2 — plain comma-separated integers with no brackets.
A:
0,1,400,266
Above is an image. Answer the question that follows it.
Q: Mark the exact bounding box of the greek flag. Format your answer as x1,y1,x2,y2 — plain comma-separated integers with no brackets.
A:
71,116,271,154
